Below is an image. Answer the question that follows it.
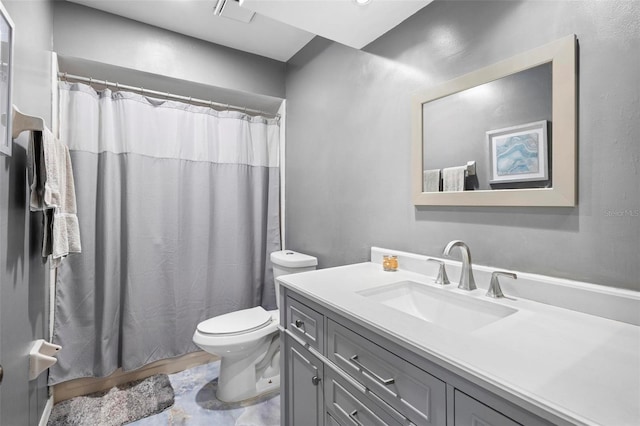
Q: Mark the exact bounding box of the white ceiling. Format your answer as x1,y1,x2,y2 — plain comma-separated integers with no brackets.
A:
67,0,433,62
241,0,432,50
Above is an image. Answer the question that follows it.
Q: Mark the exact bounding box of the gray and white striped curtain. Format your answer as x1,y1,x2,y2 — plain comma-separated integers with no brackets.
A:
50,82,281,384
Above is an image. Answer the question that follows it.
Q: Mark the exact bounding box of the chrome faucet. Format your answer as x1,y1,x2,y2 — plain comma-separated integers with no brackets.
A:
426,258,450,285
487,271,517,298
443,240,477,291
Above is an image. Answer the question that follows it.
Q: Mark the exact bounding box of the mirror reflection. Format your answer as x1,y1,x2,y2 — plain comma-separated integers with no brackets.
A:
422,63,552,192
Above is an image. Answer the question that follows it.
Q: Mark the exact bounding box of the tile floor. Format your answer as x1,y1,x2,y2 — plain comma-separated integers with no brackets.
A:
129,362,280,425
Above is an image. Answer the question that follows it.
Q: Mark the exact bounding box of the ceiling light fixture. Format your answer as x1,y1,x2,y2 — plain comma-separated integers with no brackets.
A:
354,0,372,5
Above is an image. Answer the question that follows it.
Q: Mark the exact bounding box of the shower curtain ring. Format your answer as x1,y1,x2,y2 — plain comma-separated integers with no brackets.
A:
63,72,67,81
140,87,145,95
89,77,93,87
115,82,120,90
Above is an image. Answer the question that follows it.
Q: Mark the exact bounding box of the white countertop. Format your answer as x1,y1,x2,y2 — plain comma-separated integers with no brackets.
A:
278,261,640,426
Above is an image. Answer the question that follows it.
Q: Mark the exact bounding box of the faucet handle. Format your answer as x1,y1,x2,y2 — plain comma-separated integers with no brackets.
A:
487,271,517,298
426,258,450,285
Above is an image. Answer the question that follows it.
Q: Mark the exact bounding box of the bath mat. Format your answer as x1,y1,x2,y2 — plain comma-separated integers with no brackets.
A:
48,374,174,426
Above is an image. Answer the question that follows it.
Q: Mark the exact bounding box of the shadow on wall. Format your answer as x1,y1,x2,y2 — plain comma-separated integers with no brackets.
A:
286,37,335,72
4,141,27,283
363,0,533,64
415,205,580,232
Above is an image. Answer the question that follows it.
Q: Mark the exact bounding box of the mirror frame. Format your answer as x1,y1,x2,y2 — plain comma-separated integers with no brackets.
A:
412,35,576,207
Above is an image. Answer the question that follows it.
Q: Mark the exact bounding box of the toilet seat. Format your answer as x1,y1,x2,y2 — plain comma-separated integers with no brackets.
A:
197,307,272,336
193,307,279,351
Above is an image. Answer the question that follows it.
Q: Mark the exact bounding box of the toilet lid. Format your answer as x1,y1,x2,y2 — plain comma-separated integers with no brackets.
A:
197,307,273,335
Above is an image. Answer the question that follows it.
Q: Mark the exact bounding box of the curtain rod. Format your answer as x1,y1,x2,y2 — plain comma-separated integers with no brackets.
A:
57,72,280,119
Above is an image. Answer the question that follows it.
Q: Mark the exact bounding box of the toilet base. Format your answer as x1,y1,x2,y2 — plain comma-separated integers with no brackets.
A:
255,374,280,398
216,361,281,403
215,335,281,403
216,372,280,403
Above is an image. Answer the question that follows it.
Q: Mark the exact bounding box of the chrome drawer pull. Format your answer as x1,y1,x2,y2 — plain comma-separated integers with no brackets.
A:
348,410,364,426
349,355,395,385
294,319,304,329
311,375,321,386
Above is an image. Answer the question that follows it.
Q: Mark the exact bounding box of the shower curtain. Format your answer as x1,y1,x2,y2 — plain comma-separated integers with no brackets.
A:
49,82,281,384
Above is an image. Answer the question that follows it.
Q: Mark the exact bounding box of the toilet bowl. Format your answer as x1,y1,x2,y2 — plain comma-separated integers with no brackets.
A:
193,250,317,402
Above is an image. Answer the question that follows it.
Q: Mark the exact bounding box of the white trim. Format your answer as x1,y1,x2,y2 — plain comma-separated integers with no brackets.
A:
51,52,59,138
49,268,56,339
47,55,59,426
278,99,286,249
38,395,54,426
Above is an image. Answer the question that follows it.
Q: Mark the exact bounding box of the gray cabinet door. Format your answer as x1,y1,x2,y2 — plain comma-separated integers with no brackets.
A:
454,390,521,426
284,333,324,426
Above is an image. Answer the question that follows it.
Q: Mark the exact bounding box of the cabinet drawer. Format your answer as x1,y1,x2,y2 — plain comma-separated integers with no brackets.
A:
454,390,521,426
285,296,324,352
328,320,446,426
325,368,402,426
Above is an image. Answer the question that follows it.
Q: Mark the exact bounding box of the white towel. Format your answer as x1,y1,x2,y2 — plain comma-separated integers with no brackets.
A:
423,169,441,192
28,128,81,267
442,166,466,192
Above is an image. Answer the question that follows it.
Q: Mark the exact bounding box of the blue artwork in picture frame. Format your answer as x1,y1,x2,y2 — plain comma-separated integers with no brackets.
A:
487,120,548,184
0,1,13,157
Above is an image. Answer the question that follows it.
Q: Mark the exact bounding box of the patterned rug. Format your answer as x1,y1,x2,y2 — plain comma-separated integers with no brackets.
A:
48,374,175,426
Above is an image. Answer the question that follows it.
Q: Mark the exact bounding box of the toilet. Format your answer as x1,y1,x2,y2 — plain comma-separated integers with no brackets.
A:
192,250,317,402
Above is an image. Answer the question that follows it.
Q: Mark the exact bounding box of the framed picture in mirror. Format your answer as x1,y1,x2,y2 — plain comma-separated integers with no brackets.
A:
0,1,13,157
488,120,548,184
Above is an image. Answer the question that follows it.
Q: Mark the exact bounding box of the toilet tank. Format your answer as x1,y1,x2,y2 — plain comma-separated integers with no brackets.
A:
270,250,318,309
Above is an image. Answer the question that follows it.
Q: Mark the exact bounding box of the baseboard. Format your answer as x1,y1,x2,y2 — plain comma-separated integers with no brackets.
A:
39,395,54,426
53,351,218,403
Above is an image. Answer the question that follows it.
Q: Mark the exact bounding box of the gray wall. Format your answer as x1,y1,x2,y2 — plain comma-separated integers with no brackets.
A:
1,1,53,425
285,0,640,291
53,1,286,104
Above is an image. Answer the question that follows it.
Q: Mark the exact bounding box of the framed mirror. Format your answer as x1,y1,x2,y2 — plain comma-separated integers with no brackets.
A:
412,35,576,206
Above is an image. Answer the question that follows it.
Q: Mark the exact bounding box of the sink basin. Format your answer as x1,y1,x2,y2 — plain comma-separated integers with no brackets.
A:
358,280,517,332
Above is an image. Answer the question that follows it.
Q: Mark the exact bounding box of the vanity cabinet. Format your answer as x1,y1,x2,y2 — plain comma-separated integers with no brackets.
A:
284,332,324,426
281,291,551,426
